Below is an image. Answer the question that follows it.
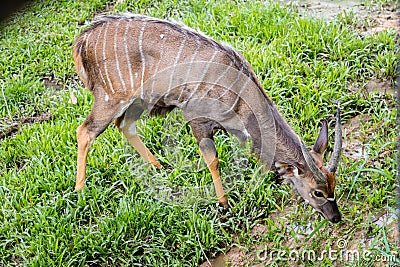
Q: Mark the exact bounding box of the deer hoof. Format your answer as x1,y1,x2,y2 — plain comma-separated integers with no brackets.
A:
219,196,229,209
75,184,84,191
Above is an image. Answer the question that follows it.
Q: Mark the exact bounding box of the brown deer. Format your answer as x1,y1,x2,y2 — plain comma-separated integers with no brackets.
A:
73,14,343,223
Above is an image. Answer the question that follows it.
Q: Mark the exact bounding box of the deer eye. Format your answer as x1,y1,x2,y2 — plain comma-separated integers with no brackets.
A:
314,191,324,198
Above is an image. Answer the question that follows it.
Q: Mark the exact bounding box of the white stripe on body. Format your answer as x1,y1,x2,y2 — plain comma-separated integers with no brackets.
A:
217,62,245,100
177,37,202,102
165,32,187,99
102,22,115,94
84,30,93,56
78,32,88,80
139,21,147,99
123,20,135,93
94,24,109,92
199,60,234,98
113,20,128,94
222,72,251,114
186,48,219,101
78,32,86,55
150,26,169,99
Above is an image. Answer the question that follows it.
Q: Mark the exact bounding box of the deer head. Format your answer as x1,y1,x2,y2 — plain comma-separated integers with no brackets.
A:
275,107,342,223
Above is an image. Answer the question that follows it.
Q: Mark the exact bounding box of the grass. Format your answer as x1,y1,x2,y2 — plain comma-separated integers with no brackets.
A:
0,0,398,266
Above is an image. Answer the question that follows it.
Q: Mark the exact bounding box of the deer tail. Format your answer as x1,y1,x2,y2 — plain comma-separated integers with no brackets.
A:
73,34,93,91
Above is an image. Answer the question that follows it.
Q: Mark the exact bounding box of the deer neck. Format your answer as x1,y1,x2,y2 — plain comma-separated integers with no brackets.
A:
244,97,305,169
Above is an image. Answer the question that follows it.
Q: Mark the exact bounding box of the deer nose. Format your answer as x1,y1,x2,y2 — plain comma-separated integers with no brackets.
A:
331,215,341,223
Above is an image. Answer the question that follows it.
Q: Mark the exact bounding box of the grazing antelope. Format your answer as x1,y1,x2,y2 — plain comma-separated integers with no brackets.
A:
73,14,343,223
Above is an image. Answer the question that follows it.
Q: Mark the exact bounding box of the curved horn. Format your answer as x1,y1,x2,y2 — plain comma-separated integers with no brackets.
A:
326,102,342,173
299,138,326,184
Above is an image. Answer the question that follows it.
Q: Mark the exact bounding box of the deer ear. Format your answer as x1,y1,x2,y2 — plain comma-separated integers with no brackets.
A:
275,161,303,179
313,120,328,155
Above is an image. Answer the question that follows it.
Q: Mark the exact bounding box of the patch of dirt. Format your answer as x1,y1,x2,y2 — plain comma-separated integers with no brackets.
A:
342,113,394,170
199,246,255,267
349,77,396,97
365,79,395,95
0,112,53,140
362,12,400,35
40,76,67,91
288,0,400,35
342,114,370,160
291,0,371,19
41,76,78,104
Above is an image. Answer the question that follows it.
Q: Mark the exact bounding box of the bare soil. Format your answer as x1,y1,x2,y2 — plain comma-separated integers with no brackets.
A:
0,112,53,140
291,0,399,35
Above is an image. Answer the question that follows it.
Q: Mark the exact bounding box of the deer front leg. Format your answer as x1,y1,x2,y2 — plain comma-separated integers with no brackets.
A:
199,138,228,208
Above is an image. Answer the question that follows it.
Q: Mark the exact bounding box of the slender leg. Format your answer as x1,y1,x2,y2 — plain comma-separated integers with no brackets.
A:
114,102,161,168
189,119,228,208
118,121,161,168
76,119,110,191
199,138,228,208
76,123,93,190
76,92,128,191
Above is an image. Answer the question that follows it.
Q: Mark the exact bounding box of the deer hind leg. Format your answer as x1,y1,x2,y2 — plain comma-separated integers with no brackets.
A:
114,102,161,168
76,94,129,191
189,120,228,208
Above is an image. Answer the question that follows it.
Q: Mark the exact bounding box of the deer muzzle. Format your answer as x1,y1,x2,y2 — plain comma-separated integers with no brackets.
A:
320,199,341,223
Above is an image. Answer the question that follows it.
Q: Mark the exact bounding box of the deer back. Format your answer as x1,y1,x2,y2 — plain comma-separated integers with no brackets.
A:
73,15,263,107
